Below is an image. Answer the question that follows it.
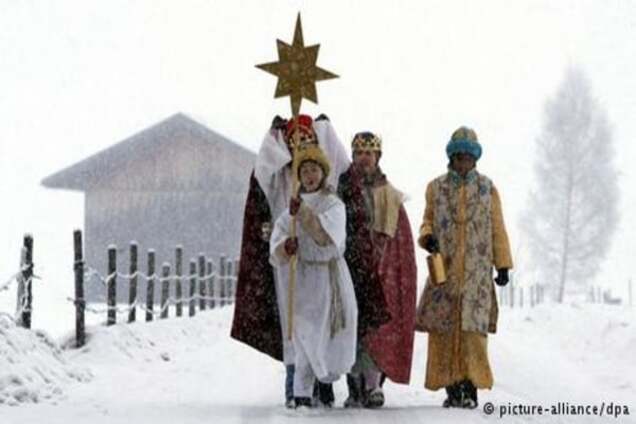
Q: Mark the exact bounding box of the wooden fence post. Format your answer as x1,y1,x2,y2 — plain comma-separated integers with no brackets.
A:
530,285,535,307
228,258,238,304
128,242,138,323
161,263,170,319
73,230,86,348
207,260,215,309
234,258,239,302
189,260,196,317
107,245,117,326
16,247,25,322
198,254,207,311
146,250,155,322
175,246,183,317
219,256,227,307
509,281,515,308
20,234,34,329
226,260,233,306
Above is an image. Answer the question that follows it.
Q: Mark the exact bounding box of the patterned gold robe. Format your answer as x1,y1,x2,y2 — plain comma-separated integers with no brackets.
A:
417,169,512,390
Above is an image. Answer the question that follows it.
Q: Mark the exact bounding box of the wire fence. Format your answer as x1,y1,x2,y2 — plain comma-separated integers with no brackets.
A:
1,231,239,348
68,230,239,347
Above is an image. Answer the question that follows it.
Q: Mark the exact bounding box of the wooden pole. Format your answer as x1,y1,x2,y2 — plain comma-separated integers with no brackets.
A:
160,263,170,319
20,234,34,329
189,260,196,317
509,280,515,308
219,256,227,307
16,247,26,323
198,254,206,311
230,258,238,304
175,246,183,317
107,245,117,326
207,260,215,309
287,121,301,340
146,250,155,322
128,242,138,323
226,260,234,306
73,230,86,347
530,285,535,308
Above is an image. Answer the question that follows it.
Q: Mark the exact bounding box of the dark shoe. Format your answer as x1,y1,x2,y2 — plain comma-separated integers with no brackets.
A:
459,380,478,409
364,388,385,408
317,382,334,408
344,396,363,408
344,374,363,408
461,397,478,409
285,398,295,409
442,383,462,408
294,397,312,409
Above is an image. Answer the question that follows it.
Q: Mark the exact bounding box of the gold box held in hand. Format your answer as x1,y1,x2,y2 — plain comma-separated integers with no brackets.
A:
427,253,447,285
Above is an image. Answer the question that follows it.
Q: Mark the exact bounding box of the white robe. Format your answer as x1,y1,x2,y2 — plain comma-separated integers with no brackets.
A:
270,191,357,391
253,120,350,365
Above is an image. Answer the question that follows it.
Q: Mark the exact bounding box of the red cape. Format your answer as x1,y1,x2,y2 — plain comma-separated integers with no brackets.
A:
365,206,417,384
230,172,283,361
338,166,417,384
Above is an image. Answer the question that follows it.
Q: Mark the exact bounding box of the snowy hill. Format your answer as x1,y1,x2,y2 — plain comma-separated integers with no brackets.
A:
2,304,635,423
0,317,92,406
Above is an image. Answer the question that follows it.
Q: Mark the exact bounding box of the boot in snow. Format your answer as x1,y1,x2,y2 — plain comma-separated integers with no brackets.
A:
343,374,364,408
364,387,385,408
442,383,462,408
317,382,334,408
459,379,478,409
294,397,313,409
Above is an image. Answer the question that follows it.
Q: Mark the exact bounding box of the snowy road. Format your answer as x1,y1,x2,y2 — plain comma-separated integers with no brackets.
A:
2,305,635,423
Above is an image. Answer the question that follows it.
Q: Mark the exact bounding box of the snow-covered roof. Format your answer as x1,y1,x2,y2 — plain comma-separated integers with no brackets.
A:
41,113,255,192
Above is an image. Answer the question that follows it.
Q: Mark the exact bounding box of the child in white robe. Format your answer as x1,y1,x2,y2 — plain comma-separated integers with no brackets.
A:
270,145,358,409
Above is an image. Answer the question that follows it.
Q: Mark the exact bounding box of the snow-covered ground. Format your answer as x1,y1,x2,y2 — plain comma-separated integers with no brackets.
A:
1,303,635,423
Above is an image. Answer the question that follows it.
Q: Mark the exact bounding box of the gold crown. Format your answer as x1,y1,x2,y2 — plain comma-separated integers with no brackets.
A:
294,144,331,177
351,132,382,152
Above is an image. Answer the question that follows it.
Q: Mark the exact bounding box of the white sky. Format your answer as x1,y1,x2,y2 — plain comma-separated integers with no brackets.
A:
1,1,635,301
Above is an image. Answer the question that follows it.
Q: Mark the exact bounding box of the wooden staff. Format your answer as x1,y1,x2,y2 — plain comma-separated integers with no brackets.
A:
255,14,339,340
287,117,301,340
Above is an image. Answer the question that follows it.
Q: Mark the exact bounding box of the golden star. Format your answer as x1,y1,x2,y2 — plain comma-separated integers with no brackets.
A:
256,13,338,116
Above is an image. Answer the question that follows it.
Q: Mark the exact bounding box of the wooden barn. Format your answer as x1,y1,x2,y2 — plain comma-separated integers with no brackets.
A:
42,113,255,301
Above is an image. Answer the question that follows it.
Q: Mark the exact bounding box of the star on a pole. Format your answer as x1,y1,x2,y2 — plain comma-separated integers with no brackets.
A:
256,13,338,116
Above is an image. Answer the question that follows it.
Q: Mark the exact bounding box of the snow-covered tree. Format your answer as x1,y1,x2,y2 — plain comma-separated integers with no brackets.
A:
521,66,619,303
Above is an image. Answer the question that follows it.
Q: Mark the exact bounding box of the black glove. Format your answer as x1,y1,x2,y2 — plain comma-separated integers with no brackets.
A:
495,268,509,286
420,234,440,253
271,115,287,130
315,113,329,122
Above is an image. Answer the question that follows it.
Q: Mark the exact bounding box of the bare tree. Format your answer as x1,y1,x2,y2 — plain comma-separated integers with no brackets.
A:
521,66,619,303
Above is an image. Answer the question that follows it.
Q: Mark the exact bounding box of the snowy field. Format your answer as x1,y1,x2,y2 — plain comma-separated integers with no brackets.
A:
1,302,635,424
